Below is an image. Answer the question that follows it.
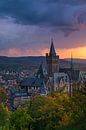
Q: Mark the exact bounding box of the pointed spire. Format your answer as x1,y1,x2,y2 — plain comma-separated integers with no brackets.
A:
70,53,74,81
49,38,56,56
70,53,73,71
69,53,74,97
36,64,44,79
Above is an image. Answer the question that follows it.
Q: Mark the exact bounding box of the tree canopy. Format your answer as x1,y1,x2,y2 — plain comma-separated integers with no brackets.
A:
0,85,86,130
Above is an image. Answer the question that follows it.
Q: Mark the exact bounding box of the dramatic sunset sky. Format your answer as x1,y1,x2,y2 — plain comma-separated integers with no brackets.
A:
0,0,86,58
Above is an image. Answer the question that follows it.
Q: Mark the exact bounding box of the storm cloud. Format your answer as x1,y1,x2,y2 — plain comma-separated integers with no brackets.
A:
0,0,86,54
0,0,86,28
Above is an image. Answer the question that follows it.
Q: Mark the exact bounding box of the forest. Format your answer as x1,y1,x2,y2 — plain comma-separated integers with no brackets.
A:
0,82,86,130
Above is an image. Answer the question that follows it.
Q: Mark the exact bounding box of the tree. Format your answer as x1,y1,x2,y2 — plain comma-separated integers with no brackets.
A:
28,91,86,130
9,90,86,130
10,107,32,130
0,88,7,104
0,103,10,130
28,94,71,130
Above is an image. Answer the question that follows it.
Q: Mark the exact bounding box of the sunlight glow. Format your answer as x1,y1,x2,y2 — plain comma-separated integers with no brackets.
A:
0,47,86,59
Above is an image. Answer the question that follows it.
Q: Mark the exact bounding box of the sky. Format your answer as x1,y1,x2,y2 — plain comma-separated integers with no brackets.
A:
0,0,86,58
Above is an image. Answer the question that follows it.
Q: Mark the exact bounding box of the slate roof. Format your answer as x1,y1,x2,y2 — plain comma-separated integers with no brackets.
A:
20,77,44,87
59,68,80,81
49,39,56,57
39,87,48,94
36,64,45,79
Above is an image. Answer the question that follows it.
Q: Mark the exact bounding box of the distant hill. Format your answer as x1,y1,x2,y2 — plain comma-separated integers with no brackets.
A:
61,58,86,71
65,58,86,64
0,56,86,71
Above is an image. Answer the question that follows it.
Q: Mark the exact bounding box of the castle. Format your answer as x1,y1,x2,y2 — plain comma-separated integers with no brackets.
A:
9,39,86,110
19,39,85,96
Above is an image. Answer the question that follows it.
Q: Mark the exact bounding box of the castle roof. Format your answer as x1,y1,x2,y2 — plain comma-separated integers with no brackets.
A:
59,68,80,81
20,77,44,87
49,39,56,56
36,64,44,79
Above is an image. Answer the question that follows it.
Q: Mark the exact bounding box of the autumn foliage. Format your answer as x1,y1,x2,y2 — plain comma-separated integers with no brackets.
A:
0,87,86,130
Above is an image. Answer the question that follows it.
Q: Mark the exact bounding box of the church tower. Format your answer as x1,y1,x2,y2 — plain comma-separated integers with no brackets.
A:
46,39,59,77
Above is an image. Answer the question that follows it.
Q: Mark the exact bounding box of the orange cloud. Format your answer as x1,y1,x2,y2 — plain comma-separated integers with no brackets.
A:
56,47,86,59
0,47,86,59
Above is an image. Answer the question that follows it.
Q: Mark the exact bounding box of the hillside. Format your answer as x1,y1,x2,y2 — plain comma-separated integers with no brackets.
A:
0,56,86,72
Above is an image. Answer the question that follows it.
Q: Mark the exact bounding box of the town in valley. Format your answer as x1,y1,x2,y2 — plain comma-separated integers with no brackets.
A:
0,40,86,111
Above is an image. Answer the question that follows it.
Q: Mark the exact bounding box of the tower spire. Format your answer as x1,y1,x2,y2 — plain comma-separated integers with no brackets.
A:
49,38,56,56
36,63,44,79
69,53,73,96
46,39,59,77
70,53,74,71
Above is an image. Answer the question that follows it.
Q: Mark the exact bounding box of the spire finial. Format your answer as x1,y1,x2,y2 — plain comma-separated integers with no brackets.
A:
51,38,53,43
70,53,73,70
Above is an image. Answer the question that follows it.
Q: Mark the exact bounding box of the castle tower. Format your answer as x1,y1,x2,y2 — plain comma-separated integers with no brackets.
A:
46,39,59,77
